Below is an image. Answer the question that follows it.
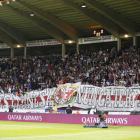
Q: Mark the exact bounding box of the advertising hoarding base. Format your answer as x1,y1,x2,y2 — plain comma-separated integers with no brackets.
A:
0,113,140,126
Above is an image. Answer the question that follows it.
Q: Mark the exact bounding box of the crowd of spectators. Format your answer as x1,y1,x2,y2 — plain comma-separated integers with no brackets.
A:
0,45,140,96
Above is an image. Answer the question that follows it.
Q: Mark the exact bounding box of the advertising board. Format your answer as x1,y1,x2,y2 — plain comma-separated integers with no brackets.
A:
0,113,140,126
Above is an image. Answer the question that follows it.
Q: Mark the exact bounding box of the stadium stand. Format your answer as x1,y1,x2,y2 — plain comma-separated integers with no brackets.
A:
0,45,140,96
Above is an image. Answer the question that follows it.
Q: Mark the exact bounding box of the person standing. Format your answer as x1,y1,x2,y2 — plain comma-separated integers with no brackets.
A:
9,105,13,112
66,105,72,114
52,105,57,114
88,106,96,114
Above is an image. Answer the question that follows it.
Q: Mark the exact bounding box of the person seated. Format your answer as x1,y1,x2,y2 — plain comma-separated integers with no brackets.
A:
98,112,107,126
103,112,107,126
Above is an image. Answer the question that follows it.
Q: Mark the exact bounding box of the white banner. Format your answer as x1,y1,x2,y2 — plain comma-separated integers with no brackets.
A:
0,83,140,112
0,43,10,49
78,35,117,44
26,39,61,47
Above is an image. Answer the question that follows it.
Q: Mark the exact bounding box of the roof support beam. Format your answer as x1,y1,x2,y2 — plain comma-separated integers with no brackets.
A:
4,5,64,43
61,0,120,38
16,0,83,41
0,20,26,46
0,29,13,48
85,0,139,36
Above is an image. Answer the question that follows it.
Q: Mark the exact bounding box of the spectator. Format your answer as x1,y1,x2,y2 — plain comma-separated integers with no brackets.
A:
66,105,72,114
0,45,140,96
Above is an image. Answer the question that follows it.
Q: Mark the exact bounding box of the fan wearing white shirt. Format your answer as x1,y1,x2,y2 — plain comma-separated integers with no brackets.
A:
89,106,96,114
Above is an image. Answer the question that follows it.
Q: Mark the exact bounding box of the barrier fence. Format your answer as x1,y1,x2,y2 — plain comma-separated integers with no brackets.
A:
0,112,140,126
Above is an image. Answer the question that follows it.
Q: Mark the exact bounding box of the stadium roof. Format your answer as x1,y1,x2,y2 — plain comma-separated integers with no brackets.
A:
0,0,140,47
